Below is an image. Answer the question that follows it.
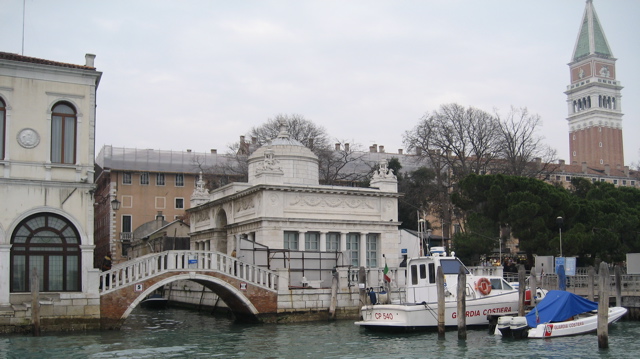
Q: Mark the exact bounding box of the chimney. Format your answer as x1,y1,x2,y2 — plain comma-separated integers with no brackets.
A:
398,149,403,155
335,143,341,151
624,166,630,177
344,143,350,152
309,138,314,148
211,149,217,154
379,145,385,153
534,157,542,170
370,144,377,153
240,135,245,143
559,159,565,171
85,53,96,67
581,162,587,174
187,149,192,152
604,164,610,176
156,211,163,221
252,137,257,144
416,148,422,156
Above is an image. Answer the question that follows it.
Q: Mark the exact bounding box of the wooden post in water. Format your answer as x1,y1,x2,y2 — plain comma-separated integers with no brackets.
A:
588,266,595,301
597,262,610,349
358,267,367,308
530,267,538,306
614,265,622,307
518,265,526,316
457,265,466,340
436,265,445,339
31,268,40,336
329,272,338,320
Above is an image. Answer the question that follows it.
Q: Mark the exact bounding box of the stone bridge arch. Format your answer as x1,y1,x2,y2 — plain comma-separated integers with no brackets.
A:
100,271,277,330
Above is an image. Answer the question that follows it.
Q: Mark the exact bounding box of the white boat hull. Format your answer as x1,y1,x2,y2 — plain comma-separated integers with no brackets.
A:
355,292,520,330
495,306,628,338
526,306,627,338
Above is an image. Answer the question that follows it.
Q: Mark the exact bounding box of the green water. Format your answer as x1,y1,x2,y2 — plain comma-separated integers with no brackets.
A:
1,307,638,358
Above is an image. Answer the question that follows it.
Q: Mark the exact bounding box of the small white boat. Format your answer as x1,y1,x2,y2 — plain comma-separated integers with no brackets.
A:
496,290,627,339
355,248,525,331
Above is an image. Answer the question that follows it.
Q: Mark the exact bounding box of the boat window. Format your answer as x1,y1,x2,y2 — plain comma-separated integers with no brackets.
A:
420,264,427,279
439,259,469,275
490,278,502,290
411,265,418,285
428,263,435,283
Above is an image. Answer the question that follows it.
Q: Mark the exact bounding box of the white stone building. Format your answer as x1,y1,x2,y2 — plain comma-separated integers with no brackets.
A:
0,52,102,332
188,122,402,287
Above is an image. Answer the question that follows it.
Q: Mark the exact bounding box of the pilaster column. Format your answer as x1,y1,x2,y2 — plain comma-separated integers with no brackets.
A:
319,231,327,252
80,244,96,293
0,244,11,305
298,231,307,251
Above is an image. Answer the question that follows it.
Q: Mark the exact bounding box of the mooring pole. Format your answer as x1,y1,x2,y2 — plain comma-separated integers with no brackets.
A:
457,265,466,340
436,266,445,339
518,264,526,316
31,268,40,336
597,262,610,349
614,265,622,307
530,267,538,306
588,266,595,301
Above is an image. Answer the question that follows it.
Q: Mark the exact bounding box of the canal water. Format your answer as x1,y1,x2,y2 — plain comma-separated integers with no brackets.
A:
1,307,639,358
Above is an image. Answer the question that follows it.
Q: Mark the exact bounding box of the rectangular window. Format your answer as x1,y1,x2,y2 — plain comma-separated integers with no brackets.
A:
305,232,320,250
555,175,561,181
123,172,132,185
122,215,132,233
613,179,618,185
51,115,76,164
366,233,378,267
284,231,298,250
592,178,597,183
156,173,165,186
565,176,571,182
428,263,436,283
623,180,627,186
411,265,418,285
600,178,605,182
326,232,340,251
632,181,636,186
346,233,359,267
175,198,184,209
175,174,184,187
453,224,461,234
140,172,149,185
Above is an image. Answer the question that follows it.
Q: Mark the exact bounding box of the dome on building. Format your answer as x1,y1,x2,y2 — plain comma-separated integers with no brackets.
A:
247,120,319,186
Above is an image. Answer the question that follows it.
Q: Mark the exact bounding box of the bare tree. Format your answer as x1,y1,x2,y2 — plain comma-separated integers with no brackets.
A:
405,103,501,182
493,107,558,177
249,113,331,153
317,141,372,186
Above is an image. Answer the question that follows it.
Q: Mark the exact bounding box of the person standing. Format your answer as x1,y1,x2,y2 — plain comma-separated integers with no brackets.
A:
101,252,112,287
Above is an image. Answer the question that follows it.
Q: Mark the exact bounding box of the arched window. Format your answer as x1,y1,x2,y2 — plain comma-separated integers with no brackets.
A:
0,98,5,159
10,213,81,292
51,102,77,164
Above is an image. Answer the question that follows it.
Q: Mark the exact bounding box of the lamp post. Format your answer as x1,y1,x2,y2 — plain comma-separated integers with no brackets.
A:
556,216,564,258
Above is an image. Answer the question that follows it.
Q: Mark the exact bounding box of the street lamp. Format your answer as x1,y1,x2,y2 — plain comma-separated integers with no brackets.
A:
556,216,564,258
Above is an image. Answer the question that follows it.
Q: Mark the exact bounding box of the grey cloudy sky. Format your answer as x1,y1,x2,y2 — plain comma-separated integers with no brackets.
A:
2,0,639,165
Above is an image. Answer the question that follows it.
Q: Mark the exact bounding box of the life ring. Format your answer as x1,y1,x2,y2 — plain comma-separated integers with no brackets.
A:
477,277,492,295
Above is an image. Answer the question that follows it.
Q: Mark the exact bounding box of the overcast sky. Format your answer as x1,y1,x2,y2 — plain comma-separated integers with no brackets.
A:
2,0,639,165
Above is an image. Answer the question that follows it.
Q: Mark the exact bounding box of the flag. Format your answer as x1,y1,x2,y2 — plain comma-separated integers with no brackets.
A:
383,262,391,282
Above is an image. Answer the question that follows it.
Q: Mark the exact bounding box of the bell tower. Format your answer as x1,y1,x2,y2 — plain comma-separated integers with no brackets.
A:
565,0,624,168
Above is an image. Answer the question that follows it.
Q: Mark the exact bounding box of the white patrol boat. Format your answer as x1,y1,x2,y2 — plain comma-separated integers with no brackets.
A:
355,248,521,331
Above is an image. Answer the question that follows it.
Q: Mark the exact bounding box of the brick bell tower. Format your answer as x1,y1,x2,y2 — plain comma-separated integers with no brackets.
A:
565,0,624,169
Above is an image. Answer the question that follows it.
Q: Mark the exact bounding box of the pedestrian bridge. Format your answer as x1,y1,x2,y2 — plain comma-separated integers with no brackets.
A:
99,250,279,329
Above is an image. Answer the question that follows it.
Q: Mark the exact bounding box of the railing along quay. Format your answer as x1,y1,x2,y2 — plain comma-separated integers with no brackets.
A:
99,250,279,294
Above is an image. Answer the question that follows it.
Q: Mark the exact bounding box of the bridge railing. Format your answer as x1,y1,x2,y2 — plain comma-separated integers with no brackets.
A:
99,250,279,294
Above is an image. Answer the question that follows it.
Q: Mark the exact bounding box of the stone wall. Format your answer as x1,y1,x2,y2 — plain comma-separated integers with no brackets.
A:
0,293,101,334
